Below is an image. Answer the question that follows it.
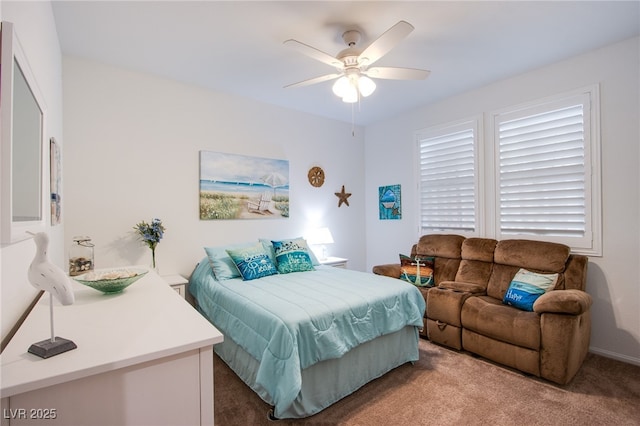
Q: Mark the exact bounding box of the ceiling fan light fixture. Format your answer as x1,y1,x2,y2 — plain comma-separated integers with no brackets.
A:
285,21,428,108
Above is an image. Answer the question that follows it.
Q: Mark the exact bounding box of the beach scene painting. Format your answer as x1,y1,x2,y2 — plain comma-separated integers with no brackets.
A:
379,184,402,220
199,151,290,220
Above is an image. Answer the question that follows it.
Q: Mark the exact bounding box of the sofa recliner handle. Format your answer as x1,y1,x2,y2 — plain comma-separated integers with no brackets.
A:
436,320,447,331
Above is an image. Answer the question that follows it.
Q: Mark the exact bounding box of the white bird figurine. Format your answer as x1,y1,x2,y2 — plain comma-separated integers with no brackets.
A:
28,232,75,305
26,232,77,358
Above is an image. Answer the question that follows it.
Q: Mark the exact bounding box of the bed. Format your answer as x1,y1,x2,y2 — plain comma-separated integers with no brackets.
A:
189,242,426,419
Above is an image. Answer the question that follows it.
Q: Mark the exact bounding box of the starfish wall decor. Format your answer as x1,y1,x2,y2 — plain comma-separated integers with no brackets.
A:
335,185,352,207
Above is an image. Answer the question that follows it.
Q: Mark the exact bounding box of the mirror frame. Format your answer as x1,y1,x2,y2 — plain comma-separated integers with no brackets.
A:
1,21,48,244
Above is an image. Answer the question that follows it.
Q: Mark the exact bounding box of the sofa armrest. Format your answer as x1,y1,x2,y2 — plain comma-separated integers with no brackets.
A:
438,280,486,295
533,289,593,315
372,264,401,278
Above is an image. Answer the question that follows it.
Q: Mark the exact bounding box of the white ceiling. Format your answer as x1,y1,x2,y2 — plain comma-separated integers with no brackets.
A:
51,1,640,126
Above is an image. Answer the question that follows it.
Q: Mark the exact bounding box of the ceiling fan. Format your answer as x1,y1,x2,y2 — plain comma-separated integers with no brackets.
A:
283,20,430,103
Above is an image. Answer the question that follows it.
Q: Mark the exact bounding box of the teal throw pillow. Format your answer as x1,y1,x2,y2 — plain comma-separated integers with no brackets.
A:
204,242,256,280
271,239,315,274
399,254,435,287
225,243,278,281
503,268,559,311
261,237,320,266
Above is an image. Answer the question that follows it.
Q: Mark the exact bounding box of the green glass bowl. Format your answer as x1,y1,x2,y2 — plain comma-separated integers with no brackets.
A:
73,268,148,294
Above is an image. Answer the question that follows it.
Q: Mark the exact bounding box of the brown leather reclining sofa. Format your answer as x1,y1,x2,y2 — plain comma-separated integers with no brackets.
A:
373,234,591,385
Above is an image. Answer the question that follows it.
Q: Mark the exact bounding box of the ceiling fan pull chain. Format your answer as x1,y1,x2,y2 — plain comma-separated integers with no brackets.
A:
351,103,355,137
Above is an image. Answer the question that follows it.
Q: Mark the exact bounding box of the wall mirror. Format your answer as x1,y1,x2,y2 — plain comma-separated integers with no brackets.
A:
1,21,47,244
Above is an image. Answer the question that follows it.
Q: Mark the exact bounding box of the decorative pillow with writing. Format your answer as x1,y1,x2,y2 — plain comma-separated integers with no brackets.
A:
271,239,315,274
225,243,278,281
399,254,435,287
204,242,256,280
261,237,321,266
503,268,559,311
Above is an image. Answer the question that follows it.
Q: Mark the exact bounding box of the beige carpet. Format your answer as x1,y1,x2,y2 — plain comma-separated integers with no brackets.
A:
214,339,640,425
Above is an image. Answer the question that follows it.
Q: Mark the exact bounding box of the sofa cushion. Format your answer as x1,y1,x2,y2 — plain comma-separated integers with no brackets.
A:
493,239,570,273
399,254,434,287
438,281,486,294
415,234,465,259
461,296,541,350
455,259,494,287
461,237,497,262
410,235,464,285
485,264,521,300
433,258,463,285
453,237,497,288
503,268,559,311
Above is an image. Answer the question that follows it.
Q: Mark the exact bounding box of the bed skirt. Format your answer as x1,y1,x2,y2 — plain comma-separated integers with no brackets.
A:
215,325,420,419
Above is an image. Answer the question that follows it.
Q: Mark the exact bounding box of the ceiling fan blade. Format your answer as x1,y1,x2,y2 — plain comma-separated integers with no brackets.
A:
358,20,414,66
284,73,342,89
365,67,431,80
283,39,343,69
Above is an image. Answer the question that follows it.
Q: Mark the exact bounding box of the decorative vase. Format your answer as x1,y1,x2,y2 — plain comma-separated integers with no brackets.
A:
151,248,158,274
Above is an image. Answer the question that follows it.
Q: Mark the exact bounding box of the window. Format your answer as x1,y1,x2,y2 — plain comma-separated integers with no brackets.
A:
416,86,601,255
416,119,480,235
493,87,600,254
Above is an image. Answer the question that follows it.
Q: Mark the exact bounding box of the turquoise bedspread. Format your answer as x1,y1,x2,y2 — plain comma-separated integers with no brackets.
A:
189,259,425,415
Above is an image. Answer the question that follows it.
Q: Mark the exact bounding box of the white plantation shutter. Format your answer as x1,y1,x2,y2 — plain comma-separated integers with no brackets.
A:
418,122,477,233
416,87,600,254
495,92,594,248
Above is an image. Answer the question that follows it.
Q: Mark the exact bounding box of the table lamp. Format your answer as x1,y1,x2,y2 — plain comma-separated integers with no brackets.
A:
306,227,334,260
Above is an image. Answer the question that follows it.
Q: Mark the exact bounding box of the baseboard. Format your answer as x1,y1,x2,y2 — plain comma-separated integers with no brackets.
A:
589,346,640,366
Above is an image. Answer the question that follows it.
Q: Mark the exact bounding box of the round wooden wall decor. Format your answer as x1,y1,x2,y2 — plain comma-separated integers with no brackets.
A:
308,166,325,187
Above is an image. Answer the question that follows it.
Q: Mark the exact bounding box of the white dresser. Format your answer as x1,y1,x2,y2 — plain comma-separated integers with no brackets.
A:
0,269,223,426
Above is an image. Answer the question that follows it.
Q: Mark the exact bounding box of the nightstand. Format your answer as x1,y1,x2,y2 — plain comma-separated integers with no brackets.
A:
161,274,187,299
319,256,348,268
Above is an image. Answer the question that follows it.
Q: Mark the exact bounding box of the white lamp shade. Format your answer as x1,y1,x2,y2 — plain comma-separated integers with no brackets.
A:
341,79,358,103
332,76,350,97
342,86,358,103
305,227,335,245
358,76,376,97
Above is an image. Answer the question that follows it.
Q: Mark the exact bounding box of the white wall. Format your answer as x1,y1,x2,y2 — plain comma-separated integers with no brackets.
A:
0,2,65,341
365,37,640,365
62,57,366,278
